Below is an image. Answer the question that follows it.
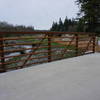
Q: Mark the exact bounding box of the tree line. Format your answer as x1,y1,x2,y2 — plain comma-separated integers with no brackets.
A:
50,17,85,32
0,21,34,32
76,0,100,33
50,0,100,34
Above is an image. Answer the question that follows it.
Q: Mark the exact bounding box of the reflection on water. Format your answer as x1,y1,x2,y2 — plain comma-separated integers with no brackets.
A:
23,45,32,53
5,45,32,58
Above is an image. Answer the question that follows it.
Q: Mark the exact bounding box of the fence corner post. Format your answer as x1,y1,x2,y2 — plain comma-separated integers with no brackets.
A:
75,34,79,56
93,35,96,53
48,34,52,62
0,34,6,72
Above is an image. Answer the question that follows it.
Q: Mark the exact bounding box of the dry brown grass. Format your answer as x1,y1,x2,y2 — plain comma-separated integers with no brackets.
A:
96,45,100,52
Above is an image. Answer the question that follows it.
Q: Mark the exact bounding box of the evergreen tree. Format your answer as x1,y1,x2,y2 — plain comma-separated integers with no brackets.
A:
63,17,69,31
50,22,59,31
76,0,100,33
77,18,85,32
50,17,78,32
58,18,64,31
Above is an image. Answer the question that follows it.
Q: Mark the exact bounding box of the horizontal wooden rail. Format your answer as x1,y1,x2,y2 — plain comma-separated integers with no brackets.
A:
0,31,96,35
0,42,47,47
0,51,49,59
0,36,74,41
1,40,93,47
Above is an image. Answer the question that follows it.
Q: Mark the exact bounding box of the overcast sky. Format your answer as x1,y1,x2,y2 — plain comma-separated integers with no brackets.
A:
0,0,78,30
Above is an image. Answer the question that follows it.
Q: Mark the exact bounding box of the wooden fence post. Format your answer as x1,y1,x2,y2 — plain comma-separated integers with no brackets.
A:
48,34,52,62
0,35,6,72
93,35,96,53
75,34,79,56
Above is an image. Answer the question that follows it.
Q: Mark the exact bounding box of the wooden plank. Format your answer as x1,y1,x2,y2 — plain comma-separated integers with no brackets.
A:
48,34,52,62
0,31,96,35
93,35,96,53
75,34,79,56
0,35,6,72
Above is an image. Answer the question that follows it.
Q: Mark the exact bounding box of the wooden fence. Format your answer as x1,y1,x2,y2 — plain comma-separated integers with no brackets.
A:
0,31,96,72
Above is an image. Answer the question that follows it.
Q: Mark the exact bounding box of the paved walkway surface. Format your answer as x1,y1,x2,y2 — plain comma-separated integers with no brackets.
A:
0,53,100,100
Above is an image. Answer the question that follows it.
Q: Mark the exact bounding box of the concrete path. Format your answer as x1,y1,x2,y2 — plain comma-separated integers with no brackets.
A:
0,53,100,100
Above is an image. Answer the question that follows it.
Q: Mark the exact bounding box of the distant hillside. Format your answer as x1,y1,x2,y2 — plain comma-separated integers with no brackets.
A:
0,21,34,32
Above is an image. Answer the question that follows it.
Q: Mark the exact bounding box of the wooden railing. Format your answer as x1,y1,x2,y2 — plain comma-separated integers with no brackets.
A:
0,31,96,72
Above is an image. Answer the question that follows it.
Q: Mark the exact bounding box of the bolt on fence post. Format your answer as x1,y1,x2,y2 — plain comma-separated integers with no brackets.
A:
75,34,79,56
48,34,52,62
0,35,6,72
93,35,96,53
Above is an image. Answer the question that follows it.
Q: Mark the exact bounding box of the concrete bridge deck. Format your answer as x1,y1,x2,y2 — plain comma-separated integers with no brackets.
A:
0,53,100,100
